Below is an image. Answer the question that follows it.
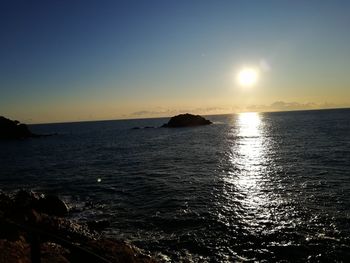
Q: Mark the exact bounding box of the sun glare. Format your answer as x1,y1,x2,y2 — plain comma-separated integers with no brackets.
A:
237,68,258,87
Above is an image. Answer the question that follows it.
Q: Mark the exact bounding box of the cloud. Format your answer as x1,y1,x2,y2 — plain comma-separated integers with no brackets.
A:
131,109,175,117
129,101,349,119
130,106,234,118
270,101,316,110
246,101,346,112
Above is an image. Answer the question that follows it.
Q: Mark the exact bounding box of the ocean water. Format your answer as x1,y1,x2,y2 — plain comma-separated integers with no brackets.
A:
1,109,350,262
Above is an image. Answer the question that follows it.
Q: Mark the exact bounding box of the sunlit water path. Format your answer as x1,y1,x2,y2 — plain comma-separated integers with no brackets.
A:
1,109,350,262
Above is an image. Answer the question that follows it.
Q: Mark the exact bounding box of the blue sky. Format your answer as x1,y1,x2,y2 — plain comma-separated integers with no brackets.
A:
1,0,350,123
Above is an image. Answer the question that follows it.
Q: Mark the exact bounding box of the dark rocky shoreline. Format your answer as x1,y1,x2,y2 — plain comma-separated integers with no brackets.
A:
0,117,38,139
0,190,157,263
0,116,57,140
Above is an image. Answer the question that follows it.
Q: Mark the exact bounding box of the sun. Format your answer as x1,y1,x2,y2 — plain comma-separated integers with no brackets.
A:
237,68,259,87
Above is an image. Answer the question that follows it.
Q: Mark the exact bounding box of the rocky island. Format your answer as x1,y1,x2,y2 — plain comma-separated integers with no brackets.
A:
161,113,212,128
0,116,38,139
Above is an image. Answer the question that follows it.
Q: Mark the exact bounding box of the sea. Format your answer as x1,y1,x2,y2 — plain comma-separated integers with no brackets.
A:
1,108,350,262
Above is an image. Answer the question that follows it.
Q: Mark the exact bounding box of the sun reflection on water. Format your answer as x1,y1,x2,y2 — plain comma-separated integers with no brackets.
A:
238,112,262,137
228,112,268,210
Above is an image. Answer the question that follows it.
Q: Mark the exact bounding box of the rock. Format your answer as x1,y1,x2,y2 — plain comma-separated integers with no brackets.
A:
87,220,110,231
0,191,157,263
12,190,68,218
161,113,212,128
0,238,31,263
86,239,157,263
0,116,37,139
131,126,155,130
35,195,69,217
41,242,70,263
0,193,13,211
14,190,39,211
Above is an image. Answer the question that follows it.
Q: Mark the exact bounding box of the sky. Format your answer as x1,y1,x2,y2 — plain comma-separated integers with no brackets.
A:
1,0,350,123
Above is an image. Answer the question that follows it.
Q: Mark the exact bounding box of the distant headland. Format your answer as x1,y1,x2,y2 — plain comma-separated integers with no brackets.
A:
0,116,55,139
0,116,38,139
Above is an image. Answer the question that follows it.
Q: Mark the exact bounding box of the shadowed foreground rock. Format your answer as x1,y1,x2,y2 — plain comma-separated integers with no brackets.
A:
0,190,157,263
161,113,212,128
0,116,38,139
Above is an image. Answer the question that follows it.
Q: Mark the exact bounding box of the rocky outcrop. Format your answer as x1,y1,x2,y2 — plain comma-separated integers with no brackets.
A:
0,116,37,139
36,195,69,217
131,126,155,130
13,190,68,217
0,190,157,263
162,113,212,128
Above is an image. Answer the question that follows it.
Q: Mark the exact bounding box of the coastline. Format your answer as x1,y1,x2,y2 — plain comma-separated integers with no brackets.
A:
0,190,157,263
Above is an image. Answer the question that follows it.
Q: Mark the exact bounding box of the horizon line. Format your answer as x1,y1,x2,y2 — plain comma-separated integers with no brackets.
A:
28,106,350,126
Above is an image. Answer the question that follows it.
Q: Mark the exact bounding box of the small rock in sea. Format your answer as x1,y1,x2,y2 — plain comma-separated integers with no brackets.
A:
161,113,212,128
